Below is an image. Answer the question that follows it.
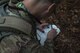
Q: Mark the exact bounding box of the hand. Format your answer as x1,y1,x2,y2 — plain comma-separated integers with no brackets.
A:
37,23,49,32
37,24,57,42
47,28,57,42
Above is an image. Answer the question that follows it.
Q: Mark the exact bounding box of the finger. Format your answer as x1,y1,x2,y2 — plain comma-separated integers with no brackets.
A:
37,27,44,33
40,23,49,28
47,3,55,12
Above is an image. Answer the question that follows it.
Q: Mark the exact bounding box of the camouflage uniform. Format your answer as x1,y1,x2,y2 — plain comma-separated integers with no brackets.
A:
0,1,54,53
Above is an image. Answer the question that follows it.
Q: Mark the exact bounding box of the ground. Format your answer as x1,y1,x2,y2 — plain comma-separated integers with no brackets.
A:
47,0,80,53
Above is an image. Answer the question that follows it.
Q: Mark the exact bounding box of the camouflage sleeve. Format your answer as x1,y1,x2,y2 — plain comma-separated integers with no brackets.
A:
20,39,54,53
0,33,54,53
0,34,22,53
0,33,40,53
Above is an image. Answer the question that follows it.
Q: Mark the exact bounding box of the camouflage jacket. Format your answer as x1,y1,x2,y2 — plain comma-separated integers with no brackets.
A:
0,2,54,53
0,2,37,39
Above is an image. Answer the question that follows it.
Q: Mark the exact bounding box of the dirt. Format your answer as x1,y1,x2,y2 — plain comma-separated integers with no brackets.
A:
48,0,80,53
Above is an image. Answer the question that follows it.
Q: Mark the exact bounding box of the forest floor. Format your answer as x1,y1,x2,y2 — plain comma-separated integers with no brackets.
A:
50,0,80,53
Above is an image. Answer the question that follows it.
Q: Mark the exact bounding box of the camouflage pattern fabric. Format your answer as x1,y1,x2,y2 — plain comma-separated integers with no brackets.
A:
0,32,36,53
0,1,54,53
0,33,21,53
0,33,54,53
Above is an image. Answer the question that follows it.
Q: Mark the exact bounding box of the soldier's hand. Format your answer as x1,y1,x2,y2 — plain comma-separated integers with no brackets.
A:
37,23,49,32
37,23,57,42
47,28,57,42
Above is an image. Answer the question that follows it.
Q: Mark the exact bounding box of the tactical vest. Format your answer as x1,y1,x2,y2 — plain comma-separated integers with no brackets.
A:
0,3,37,40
